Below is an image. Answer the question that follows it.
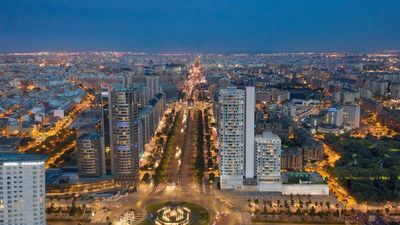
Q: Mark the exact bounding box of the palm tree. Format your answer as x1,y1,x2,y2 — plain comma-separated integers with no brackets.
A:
310,206,316,216
326,202,331,213
284,200,289,210
296,207,302,216
277,200,281,213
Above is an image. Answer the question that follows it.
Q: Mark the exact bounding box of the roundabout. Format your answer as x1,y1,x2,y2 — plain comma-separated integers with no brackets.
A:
140,201,210,225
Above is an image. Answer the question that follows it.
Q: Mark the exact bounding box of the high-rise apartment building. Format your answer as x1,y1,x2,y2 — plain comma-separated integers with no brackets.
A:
390,83,400,99
145,75,160,101
0,153,46,225
217,86,255,189
77,133,106,177
108,88,140,186
255,131,282,191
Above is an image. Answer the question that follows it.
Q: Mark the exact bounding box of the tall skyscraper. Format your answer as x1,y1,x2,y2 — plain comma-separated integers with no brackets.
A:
217,86,255,189
0,153,46,225
100,83,111,155
77,133,106,177
145,75,160,101
108,88,140,186
255,131,282,191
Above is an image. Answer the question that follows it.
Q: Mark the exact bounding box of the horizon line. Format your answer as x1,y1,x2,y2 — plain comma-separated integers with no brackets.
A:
1,49,400,55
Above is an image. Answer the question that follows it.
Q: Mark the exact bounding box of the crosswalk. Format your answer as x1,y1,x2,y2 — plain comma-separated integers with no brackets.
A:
135,209,144,223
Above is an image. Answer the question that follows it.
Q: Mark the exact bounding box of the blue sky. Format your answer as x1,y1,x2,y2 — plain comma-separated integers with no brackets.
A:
0,0,399,52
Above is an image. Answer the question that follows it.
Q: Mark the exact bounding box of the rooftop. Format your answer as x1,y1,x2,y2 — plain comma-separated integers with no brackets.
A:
0,153,47,163
0,137,21,146
78,132,101,140
282,172,327,185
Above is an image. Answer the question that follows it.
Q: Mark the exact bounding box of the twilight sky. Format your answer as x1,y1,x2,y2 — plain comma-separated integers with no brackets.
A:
0,0,399,53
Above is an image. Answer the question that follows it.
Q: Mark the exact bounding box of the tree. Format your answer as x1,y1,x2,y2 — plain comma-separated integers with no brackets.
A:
296,207,301,216
310,206,316,216
209,172,215,182
142,172,151,183
334,209,340,217
157,137,165,146
46,206,54,214
326,202,331,212
277,200,281,212
207,158,214,169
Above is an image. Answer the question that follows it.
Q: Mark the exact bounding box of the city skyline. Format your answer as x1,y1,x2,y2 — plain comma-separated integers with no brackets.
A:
1,1,400,224
1,51,400,224
1,0,399,53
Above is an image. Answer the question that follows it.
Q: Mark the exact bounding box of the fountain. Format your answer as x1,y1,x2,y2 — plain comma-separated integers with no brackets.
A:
155,203,191,225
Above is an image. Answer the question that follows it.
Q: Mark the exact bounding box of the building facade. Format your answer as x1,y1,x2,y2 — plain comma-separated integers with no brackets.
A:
109,88,140,186
255,131,282,191
343,104,360,128
218,86,256,189
145,75,160,102
77,133,106,177
0,153,47,225
217,87,246,189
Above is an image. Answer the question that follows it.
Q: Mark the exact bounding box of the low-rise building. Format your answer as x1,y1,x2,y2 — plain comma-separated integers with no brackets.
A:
281,147,303,171
281,172,329,195
0,137,21,152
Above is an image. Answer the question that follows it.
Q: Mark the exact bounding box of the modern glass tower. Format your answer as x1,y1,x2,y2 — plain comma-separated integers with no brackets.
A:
108,88,140,186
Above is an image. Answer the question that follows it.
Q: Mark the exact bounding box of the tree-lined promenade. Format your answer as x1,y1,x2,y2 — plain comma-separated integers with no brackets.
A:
154,109,181,184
